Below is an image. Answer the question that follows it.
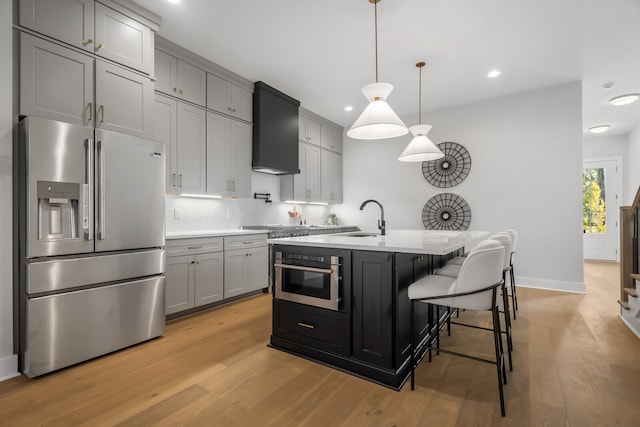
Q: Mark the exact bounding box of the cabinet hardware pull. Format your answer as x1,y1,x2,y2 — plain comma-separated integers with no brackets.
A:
97,42,104,50
231,180,235,191
191,261,195,265
171,173,176,187
99,105,104,123
179,89,183,95
97,140,106,239
85,38,93,45
274,263,332,274
196,260,200,264
297,322,315,329
232,108,236,113
228,107,233,111
88,102,93,121
188,245,202,250
173,87,177,93
178,174,183,187
243,241,253,244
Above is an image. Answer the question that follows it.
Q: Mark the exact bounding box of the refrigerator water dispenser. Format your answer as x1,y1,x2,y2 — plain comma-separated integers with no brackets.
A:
37,180,81,241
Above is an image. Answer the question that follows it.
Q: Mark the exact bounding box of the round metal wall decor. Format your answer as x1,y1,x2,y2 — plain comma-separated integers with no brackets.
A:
422,193,472,230
422,141,471,188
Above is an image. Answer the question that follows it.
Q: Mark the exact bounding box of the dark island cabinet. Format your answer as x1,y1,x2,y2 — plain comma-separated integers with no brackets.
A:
352,251,394,368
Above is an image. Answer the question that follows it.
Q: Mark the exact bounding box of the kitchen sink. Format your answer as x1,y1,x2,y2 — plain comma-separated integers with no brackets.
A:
342,232,379,237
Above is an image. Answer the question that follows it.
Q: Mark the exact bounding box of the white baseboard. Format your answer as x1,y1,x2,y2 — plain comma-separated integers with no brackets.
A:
515,276,586,294
620,314,640,339
0,354,19,382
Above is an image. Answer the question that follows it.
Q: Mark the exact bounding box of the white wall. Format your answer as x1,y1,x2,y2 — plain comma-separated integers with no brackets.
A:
583,133,629,203
165,172,333,232
335,83,585,292
628,125,640,204
0,0,17,380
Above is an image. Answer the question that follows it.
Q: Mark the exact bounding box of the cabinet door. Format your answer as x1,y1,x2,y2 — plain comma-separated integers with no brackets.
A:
176,60,206,106
224,248,247,299
291,144,307,201
206,73,232,116
195,251,224,306
177,102,207,194
166,255,195,315
206,112,230,196
304,143,321,201
321,124,343,153
95,61,153,138
321,149,342,203
246,246,268,292
94,2,154,75
229,120,253,198
20,33,94,126
231,84,253,123
19,0,94,52
154,94,178,192
154,49,177,96
352,251,394,369
300,115,321,146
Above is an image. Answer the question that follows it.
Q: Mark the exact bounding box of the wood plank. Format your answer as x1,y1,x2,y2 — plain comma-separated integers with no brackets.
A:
0,262,639,426
623,287,638,297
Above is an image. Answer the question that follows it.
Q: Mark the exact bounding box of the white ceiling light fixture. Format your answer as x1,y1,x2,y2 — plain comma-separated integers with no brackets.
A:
344,105,353,112
609,93,640,106
166,0,180,4
487,69,501,78
398,62,444,162
589,125,611,134
347,0,408,140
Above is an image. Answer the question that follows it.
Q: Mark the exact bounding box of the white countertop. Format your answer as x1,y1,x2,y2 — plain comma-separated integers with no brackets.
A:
268,229,489,255
166,229,269,239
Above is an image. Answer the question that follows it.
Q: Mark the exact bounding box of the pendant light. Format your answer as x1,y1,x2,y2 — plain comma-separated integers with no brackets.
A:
398,62,444,162
347,0,408,140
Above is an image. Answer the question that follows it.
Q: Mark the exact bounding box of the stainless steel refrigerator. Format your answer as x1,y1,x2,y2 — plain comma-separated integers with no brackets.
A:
17,116,166,378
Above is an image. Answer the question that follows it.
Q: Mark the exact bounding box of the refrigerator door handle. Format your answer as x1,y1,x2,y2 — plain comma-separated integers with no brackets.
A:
84,139,92,240
97,140,106,240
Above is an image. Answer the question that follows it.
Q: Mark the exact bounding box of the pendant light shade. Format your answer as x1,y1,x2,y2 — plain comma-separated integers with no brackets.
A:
348,0,407,140
398,125,443,161
347,82,408,140
398,61,443,162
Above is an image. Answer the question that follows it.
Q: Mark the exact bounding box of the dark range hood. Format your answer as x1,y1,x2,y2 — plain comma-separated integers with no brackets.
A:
252,81,301,175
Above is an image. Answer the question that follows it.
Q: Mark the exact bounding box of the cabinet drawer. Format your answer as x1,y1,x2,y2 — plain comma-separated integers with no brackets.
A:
273,299,350,356
224,234,267,250
167,237,224,257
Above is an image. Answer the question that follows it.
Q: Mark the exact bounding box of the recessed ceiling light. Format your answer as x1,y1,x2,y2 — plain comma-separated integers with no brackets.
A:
589,125,611,134
166,0,180,4
344,105,353,112
609,93,640,106
487,70,501,78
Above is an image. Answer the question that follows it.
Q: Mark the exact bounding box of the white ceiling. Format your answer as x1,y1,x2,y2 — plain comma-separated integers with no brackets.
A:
131,0,640,138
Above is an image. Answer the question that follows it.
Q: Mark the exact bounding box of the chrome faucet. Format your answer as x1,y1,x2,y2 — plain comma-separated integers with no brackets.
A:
359,199,386,236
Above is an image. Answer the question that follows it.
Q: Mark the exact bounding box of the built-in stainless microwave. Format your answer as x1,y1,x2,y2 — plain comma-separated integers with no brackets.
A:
274,251,341,311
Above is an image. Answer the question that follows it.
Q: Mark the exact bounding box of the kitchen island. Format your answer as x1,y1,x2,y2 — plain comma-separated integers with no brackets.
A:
268,229,487,389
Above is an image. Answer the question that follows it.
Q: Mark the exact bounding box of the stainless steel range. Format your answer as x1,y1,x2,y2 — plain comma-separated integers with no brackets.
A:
242,225,310,238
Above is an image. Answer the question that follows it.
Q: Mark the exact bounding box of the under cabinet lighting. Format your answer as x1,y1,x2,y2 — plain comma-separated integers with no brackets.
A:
284,200,308,204
308,202,329,206
180,193,222,199
609,93,640,106
589,125,611,134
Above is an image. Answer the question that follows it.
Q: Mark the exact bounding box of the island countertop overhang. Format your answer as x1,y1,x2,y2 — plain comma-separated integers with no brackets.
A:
268,229,489,255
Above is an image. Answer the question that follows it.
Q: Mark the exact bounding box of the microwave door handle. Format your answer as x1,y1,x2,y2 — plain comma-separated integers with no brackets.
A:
273,263,332,275
84,138,93,240
97,140,106,240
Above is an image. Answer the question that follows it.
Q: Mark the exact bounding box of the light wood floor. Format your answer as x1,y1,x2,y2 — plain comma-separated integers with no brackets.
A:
1,261,639,426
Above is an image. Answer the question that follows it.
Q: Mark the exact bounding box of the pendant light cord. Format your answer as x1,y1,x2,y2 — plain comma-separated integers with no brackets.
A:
374,0,378,82
418,65,422,124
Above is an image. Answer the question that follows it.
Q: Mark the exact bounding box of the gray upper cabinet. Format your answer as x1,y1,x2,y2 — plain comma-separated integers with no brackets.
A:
206,112,252,198
19,0,95,53
20,32,94,126
95,60,153,137
280,142,321,202
153,94,178,193
206,73,252,123
176,102,207,194
321,149,343,204
19,0,156,75
321,124,343,153
94,2,154,75
155,49,206,106
299,113,321,146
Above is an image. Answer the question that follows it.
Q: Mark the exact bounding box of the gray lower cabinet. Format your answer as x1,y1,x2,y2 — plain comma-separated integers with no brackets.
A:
20,32,153,138
166,237,224,315
224,234,268,299
19,0,157,75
